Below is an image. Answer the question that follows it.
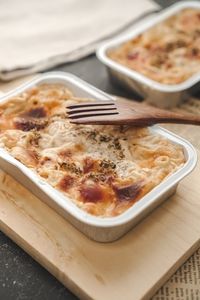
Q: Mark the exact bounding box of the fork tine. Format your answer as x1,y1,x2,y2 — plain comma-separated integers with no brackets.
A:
68,111,118,120
67,101,115,110
67,106,117,115
70,114,121,125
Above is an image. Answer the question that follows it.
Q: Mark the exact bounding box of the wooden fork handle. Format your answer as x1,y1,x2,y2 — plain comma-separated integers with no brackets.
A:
139,118,200,126
126,103,200,126
141,113,200,126
117,101,200,126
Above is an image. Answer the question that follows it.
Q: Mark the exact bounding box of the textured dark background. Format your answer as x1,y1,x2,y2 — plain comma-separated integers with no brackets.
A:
0,1,199,299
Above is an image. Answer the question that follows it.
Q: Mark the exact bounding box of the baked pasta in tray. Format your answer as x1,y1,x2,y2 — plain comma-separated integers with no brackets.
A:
108,8,200,85
0,84,185,217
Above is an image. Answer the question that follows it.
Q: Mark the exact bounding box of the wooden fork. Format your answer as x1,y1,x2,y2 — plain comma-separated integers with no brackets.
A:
67,100,200,126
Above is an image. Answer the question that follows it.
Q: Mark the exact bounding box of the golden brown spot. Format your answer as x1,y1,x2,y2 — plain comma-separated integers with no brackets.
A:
83,157,95,174
58,175,74,192
75,143,84,152
14,118,48,131
45,100,60,112
114,182,142,202
21,107,46,118
80,184,103,203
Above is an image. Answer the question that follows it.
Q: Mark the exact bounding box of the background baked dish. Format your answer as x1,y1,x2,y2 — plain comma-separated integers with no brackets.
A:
108,8,200,85
0,84,185,217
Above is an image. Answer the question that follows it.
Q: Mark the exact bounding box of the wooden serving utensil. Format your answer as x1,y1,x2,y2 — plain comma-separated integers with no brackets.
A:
67,100,200,126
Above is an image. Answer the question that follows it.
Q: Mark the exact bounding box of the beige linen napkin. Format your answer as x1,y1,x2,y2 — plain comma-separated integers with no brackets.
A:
0,0,159,81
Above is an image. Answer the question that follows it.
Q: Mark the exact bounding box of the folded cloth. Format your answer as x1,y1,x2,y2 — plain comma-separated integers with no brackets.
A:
0,0,159,81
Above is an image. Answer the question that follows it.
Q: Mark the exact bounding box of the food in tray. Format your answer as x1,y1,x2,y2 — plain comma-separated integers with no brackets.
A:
0,84,185,217
108,8,200,85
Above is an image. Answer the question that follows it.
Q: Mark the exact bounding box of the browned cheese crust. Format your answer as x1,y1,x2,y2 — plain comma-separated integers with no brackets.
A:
0,84,185,217
109,9,200,85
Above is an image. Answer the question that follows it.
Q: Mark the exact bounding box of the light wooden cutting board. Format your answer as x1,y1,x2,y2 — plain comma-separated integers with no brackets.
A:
0,77,200,300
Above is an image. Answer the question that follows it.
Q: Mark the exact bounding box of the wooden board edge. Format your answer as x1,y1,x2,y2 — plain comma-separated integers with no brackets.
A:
0,218,92,300
145,239,200,300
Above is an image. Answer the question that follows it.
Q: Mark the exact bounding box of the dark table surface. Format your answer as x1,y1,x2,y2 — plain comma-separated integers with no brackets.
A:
0,1,197,299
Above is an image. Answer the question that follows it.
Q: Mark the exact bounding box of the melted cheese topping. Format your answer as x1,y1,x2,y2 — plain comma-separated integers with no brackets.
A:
0,84,185,217
109,8,200,85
